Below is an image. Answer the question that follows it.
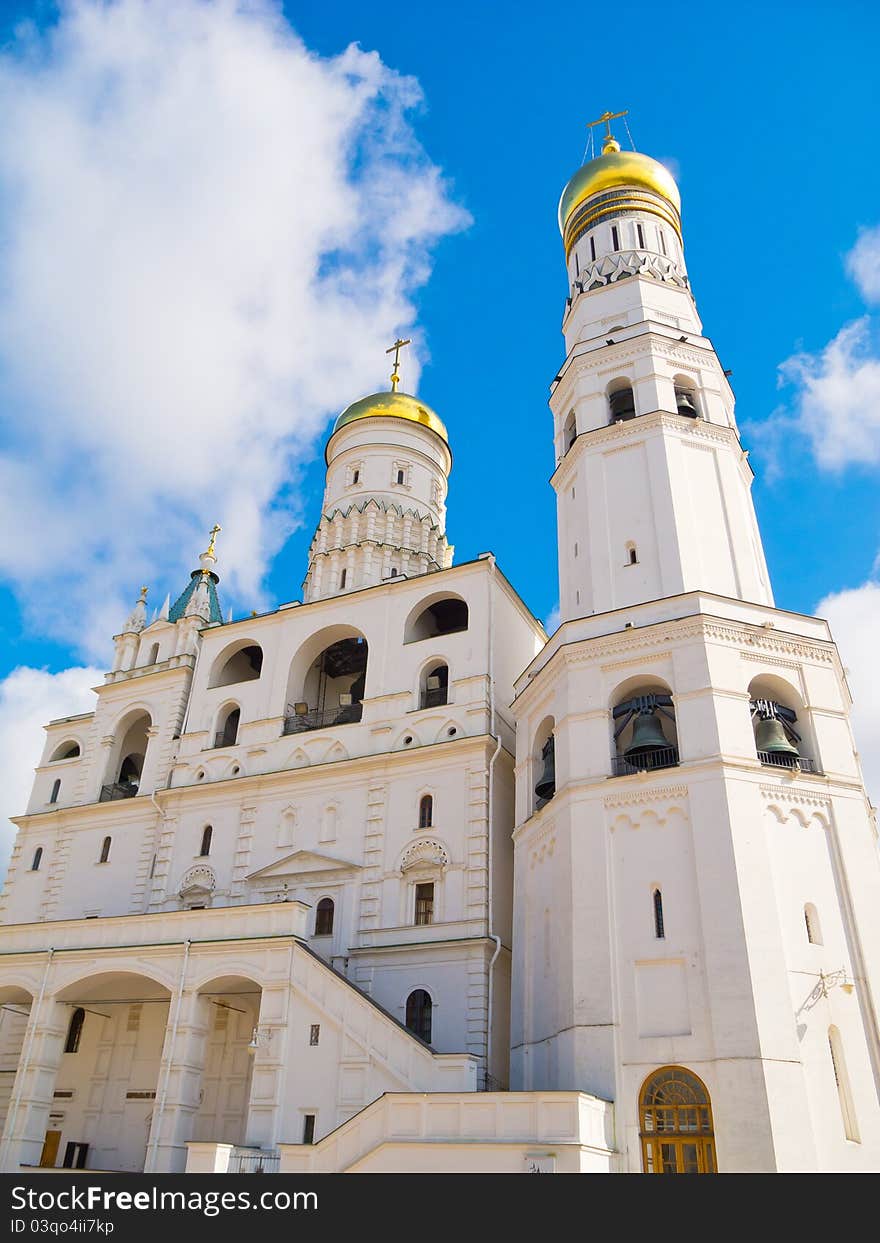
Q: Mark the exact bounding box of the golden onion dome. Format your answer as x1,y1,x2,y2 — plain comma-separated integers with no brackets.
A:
331,389,449,445
558,140,681,256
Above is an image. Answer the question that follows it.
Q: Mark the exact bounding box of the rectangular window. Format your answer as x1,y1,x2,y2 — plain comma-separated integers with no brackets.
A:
611,225,619,251
658,228,667,256
637,222,645,248
589,235,596,261
339,568,347,589
352,469,359,484
309,1024,320,1046
302,1114,316,1145
415,882,434,926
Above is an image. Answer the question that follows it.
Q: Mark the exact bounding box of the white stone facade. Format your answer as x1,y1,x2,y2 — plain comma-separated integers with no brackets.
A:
1,133,879,1174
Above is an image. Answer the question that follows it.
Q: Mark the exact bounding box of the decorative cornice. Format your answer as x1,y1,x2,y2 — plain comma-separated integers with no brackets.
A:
603,784,688,809
759,784,831,810
400,838,450,873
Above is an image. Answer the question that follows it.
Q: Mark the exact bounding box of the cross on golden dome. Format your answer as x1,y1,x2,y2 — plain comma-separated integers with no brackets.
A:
385,337,412,392
586,108,628,154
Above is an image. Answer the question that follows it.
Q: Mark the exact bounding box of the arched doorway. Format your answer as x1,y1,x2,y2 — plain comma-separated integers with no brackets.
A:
639,1066,716,1174
192,976,262,1148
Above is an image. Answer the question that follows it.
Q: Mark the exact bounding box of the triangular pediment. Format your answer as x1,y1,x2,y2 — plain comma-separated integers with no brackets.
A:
247,849,361,882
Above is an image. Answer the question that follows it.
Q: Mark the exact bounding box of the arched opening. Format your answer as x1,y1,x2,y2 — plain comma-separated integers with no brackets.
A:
0,984,35,1157
64,1008,86,1054
102,710,151,801
50,740,81,762
405,989,433,1044
420,662,449,709
50,971,174,1171
533,717,556,811
563,410,577,453
148,643,160,665
314,898,334,937
209,642,263,689
611,678,678,775
199,826,213,858
284,627,368,734
640,1066,716,1174
214,704,240,748
607,378,636,423
31,846,43,871
804,903,822,945
99,836,111,864
404,596,469,644
748,674,817,773
49,779,61,804
653,888,665,939
192,975,262,1155
418,794,433,829
672,374,700,419
828,1025,860,1142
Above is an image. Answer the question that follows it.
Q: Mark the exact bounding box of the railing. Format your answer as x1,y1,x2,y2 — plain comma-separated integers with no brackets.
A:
420,688,448,709
227,1147,279,1174
282,704,363,735
758,750,819,774
99,782,138,802
212,732,238,749
611,747,679,776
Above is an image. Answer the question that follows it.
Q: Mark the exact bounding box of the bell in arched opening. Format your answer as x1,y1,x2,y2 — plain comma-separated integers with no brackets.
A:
752,700,800,766
609,388,636,421
535,735,556,802
674,387,699,418
624,708,669,759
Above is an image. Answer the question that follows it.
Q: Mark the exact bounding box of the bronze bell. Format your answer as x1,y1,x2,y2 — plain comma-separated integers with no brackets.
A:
674,388,699,418
624,709,668,758
755,715,799,759
535,735,556,802
609,388,636,421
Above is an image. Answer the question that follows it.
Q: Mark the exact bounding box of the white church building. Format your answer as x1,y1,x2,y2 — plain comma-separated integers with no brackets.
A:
1,117,879,1175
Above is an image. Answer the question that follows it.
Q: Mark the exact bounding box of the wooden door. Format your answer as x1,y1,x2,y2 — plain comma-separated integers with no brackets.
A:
39,1130,61,1168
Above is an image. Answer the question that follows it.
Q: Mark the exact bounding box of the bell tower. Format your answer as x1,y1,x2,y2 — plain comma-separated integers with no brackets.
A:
509,113,880,1173
551,111,772,623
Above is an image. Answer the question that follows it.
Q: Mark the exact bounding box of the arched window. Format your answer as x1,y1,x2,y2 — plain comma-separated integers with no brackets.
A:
612,683,678,775
215,705,240,748
421,663,449,709
626,543,638,566
49,779,61,804
804,903,822,945
673,377,699,418
31,847,43,871
563,411,577,453
199,825,213,857
64,1008,86,1054
419,794,433,829
405,989,432,1044
608,381,636,422
99,836,111,864
339,568,347,589
640,1066,716,1174
210,643,263,688
50,741,80,762
533,718,556,809
405,597,469,643
828,1026,859,1142
653,888,665,939
315,897,334,936
148,643,160,665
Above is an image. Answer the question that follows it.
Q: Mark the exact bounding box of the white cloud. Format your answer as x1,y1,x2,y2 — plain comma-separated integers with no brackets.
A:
775,318,880,471
0,0,468,658
816,581,880,805
0,665,101,879
544,603,560,634
846,225,880,303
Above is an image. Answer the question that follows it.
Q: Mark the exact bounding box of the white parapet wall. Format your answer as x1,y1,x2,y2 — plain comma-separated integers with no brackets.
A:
276,1091,617,1173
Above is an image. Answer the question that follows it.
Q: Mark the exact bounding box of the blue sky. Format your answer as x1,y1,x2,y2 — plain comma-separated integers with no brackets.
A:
0,0,879,842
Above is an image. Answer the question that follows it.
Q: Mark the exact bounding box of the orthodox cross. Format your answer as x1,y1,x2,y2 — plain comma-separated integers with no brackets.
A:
586,108,629,142
206,523,221,557
386,337,412,392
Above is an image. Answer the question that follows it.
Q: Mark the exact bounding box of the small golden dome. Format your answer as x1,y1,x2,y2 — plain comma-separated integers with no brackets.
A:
558,149,681,237
331,390,449,444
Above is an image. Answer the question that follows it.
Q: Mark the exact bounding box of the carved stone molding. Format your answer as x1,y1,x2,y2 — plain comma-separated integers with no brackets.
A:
604,784,688,809
759,785,831,811
400,838,449,873
179,864,216,896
